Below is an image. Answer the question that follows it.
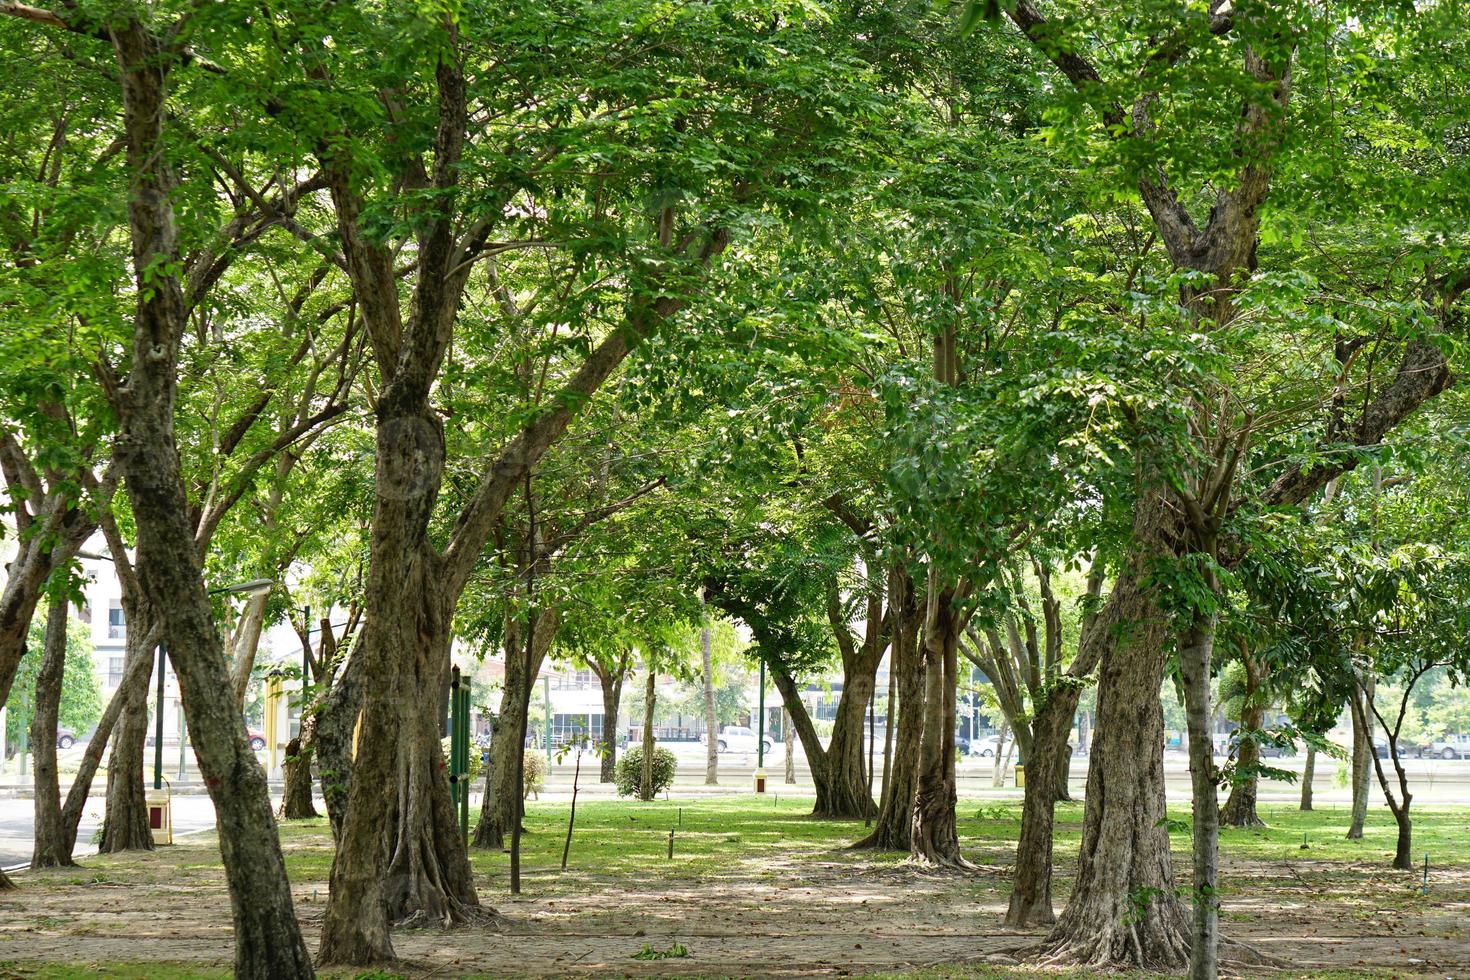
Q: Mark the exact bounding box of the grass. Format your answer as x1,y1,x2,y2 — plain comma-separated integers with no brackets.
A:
5,794,1466,979
419,795,1470,886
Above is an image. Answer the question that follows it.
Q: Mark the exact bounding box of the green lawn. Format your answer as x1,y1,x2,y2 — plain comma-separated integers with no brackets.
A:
4,794,1465,979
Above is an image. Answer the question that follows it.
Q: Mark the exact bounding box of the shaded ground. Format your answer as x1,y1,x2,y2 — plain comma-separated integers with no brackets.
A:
0,797,1465,978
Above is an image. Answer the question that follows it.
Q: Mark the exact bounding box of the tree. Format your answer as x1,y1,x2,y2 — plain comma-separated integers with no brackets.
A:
24,595,101,868
960,559,1105,925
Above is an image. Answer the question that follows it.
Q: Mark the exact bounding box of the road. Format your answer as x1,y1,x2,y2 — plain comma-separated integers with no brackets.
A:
0,794,219,870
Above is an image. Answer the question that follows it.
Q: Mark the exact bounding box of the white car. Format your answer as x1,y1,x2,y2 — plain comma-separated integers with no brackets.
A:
1428,734,1470,760
971,736,1000,758
706,726,774,755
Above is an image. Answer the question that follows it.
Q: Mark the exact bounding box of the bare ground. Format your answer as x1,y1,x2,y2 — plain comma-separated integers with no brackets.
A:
0,829,1465,978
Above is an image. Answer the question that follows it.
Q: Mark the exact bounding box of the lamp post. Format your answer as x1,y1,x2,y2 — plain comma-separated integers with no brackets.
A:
152,577,276,788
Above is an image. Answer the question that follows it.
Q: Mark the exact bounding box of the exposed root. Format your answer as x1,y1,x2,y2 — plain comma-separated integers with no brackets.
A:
1219,934,1282,968
1025,918,1190,972
909,850,982,874
395,900,507,931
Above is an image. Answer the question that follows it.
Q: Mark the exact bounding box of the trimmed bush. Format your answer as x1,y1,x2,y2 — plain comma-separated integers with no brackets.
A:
615,746,677,798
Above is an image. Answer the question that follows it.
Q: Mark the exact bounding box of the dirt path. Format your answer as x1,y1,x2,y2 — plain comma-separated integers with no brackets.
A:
1,835,1465,977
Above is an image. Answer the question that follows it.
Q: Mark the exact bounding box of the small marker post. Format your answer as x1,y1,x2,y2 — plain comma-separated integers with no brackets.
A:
1300,831,1309,850
668,828,675,859
1421,853,1429,895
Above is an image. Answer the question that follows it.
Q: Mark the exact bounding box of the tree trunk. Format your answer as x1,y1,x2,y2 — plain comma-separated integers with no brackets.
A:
475,611,556,849
317,637,366,842
1299,747,1315,811
910,580,968,868
108,20,315,976
1038,490,1190,969
228,591,269,710
879,665,895,804
1347,677,1374,839
992,721,1011,788
772,666,875,819
1179,612,1222,980
1006,684,1084,926
599,667,622,784
640,670,656,800
1057,737,1074,802
319,587,483,963
0,501,93,713
57,627,156,862
99,669,154,854
30,596,74,868
702,623,718,785
282,736,317,819
783,707,796,784
855,570,921,851
1220,651,1265,828
1356,695,1416,871
819,660,878,819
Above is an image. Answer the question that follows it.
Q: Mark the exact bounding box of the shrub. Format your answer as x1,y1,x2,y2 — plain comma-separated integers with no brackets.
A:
615,745,677,798
440,737,483,783
523,751,547,798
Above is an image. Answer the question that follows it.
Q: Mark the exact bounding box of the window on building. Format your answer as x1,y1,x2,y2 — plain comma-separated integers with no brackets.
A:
108,656,125,685
108,602,126,639
551,712,592,746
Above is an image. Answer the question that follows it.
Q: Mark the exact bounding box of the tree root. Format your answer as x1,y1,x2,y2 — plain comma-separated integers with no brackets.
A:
395,900,507,931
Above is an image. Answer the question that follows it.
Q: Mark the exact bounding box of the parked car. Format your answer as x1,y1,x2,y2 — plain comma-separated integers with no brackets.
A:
1427,734,1470,760
247,728,267,751
56,728,77,750
971,735,1001,758
704,726,774,755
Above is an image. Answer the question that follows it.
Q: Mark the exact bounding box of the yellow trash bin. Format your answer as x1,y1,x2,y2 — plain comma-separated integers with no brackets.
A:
1014,764,1025,788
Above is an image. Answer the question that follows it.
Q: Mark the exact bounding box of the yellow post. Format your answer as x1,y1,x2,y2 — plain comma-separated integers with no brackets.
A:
264,674,283,775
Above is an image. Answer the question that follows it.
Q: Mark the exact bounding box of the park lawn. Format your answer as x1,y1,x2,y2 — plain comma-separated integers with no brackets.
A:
441,795,1470,891
2,794,1466,979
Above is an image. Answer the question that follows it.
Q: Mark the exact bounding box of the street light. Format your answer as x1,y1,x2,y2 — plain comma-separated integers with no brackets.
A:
152,577,276,789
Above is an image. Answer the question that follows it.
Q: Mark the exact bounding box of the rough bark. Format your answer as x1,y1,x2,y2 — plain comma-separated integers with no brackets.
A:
101,19,315,977
775,574,885,821
98,660,154,854
30,595,75,868
702,622,718,785
282,736,317,819
910,578,969,868
475,609,557,849
319,575,483,962
772,666,875,819
58,625,156,861
1006,684,1085,926
1220,648,1266,828
316,636,366,841
1037,489,1190,969
594,658,625,784
854,567,921,851
1299,747,1315,811
0,475,95,714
